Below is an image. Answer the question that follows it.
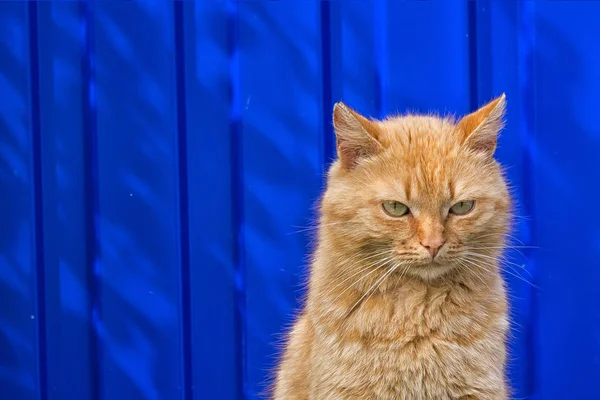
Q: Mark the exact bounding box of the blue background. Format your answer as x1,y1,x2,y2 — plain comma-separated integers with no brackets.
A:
1,1,598,399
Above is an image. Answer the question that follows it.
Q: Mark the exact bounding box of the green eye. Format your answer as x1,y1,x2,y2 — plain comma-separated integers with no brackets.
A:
382,201,410,217
449,200,475,215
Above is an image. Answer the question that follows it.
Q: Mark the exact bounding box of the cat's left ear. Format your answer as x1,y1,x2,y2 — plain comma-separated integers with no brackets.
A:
457,93,506,157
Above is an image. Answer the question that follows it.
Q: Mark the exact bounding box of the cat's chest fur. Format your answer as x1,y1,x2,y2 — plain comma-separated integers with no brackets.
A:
309,280,508,399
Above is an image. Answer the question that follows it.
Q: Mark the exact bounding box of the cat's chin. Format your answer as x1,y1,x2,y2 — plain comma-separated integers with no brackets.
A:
405,262,455,282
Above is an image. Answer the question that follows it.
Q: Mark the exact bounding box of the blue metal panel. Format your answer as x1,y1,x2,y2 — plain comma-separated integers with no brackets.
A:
92,2,184,399
384,1,472,115
0,2,42,399
334,1,378,118
181,1,239,399
237,1,324,397
35,2,94,399
532,3,600,399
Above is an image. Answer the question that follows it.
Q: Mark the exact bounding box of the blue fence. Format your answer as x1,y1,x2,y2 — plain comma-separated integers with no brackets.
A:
1,1,599,399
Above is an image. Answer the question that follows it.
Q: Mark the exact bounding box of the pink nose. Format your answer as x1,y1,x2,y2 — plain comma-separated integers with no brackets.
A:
420,237,446,258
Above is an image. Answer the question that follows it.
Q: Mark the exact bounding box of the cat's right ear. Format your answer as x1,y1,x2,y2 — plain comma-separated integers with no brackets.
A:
333,102,382,170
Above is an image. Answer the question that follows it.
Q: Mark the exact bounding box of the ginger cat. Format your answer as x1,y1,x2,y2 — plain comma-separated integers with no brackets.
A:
273,95,511,400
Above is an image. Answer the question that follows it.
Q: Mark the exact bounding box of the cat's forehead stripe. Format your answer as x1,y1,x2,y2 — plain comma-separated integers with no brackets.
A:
448,179,456,199
405,177,412,202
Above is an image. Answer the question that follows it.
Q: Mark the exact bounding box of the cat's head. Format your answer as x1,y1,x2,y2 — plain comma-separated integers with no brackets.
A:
320,95,511,282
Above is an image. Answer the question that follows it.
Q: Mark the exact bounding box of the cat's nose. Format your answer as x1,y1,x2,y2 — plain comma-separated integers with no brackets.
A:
420,237,446,258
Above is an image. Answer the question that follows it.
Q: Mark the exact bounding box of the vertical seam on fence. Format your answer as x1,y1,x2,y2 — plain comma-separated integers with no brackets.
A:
80,1,101,399
319,1,335,171
173,2,193,399
518,1,538,397
467,0,480,111
227,1,246,398
476,0,493,105
28,3,48,399
374,0,386,117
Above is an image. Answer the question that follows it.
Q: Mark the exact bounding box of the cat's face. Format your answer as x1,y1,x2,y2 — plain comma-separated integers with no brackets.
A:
321,96,510,282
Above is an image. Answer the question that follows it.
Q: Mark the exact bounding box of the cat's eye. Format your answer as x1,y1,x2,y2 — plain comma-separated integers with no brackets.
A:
449,200,475,215
382,201,410,217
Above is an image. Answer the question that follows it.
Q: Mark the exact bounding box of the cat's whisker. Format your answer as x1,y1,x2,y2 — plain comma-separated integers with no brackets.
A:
462,254,539,289
464,251,526,270
345,262,400,317
467,245,539,263
460,258,492,286
398,261,413,282
473,232,528,247
500,267,539,289
328,256,395,304
496,252,532,270
288,221,360,235
325,249,397,288
356,261,404,309
323,252,396,300
459,257,494,276
460,258,512,293
465,246,534,268
467,245,538,250
503,264,536,284
463,251,502,268
456,260,489,289
464,251,534,279
464,260,533,301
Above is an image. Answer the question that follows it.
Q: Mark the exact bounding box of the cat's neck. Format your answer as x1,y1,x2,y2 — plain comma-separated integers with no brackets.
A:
306,241,507,341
